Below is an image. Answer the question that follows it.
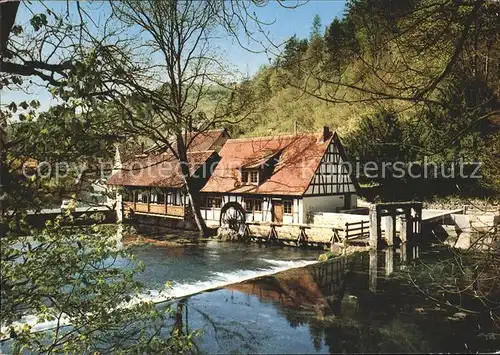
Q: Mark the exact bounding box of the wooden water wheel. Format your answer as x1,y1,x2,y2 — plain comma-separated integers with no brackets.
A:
220,202,246,233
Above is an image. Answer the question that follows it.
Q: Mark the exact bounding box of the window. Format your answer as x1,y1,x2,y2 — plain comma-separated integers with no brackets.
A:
212,197,222,209
241,169,260,185
205,196,222,209
241,171,249,184
167,191,181,206
245,199,253,211
283,200,293,214
156,193,165,204
244,198,262,213
250,171,259,184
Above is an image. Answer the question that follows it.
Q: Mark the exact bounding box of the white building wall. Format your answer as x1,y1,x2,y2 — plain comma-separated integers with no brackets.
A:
350,194,358,209
302,195,345,224
201,195,303,226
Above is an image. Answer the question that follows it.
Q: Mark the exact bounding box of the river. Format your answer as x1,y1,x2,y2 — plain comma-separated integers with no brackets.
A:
2,238,499,353
123,240,499,353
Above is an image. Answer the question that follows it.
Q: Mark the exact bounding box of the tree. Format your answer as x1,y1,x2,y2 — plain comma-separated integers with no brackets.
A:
95,0,266,236
299,0,499,117
310,14,322,40
0,2,193,351
324,18,359,72
0,1,303,350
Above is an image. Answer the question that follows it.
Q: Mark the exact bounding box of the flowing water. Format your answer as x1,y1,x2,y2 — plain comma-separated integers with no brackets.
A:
2,238,499,353
123,241,499,353
121,242,321,301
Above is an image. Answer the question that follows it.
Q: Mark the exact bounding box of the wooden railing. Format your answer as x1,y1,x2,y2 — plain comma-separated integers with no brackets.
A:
123,201,185,218
344,220,370,240
332,220,370,244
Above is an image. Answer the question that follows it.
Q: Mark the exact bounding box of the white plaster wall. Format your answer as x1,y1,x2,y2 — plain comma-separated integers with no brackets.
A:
312,212,369,229
351,195,358,209
262,198,272,222
303,195,346,223
200,207,222,225
201,195,303,225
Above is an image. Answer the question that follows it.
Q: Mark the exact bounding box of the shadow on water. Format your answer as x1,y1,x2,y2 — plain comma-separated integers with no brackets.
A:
172,245,500,354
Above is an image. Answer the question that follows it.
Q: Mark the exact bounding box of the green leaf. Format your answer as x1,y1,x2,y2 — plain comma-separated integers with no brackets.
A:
11,25,23,35
30,14,48,31
30,100,40,109
8,102,17,113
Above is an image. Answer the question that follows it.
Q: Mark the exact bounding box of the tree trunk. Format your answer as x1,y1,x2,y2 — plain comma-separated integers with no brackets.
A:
0,1,20,56
0,119,7,220
176,134,209,237
184,179,210,237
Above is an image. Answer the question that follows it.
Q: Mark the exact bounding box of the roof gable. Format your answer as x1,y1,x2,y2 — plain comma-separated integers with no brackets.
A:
201,131,335,196
108,129,227,188
144,129,227,154
108,150,217,188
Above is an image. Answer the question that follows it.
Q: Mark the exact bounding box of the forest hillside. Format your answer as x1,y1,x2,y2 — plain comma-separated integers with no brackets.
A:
227,0,500,200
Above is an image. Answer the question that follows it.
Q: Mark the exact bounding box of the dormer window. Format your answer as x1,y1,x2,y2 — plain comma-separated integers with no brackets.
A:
241,169,259,185
250,171,259,184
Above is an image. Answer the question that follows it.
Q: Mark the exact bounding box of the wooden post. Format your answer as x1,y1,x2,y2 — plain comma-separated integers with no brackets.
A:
414,203,422,236
369,248,377,292
164,192,167,214
405,211,413,246
385,247,394,276
384,215,394,246
400,215,407,244
400,241,407,268
369,204,379,249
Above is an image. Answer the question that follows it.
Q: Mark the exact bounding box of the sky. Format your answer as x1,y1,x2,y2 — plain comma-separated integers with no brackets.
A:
222,0,347,75
2,0,347,113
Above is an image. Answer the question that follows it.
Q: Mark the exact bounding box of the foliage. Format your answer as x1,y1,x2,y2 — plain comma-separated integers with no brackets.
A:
0,3,196,352
230,0,500,197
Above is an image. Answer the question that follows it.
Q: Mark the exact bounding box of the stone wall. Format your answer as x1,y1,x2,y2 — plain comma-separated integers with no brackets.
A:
247,224,337,244
311,212,369,229
131,213,197,234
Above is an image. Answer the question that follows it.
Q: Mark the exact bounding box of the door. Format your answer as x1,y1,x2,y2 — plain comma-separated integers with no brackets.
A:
272,200,284,223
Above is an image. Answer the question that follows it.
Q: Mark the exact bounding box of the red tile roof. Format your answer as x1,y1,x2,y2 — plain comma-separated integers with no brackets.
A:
144,129,227,154
108,129,226,188
201,131,334,196
108,150,217,188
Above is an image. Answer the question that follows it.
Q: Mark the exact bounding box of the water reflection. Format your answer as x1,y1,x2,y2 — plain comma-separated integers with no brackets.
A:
169,246,495,353
369,246,419,291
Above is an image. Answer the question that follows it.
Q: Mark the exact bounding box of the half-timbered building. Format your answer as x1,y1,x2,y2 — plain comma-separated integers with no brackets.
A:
107,129,229,222
200,127,359,226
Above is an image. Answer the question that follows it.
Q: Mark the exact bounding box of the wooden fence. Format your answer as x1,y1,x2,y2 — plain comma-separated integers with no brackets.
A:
332,220,370,244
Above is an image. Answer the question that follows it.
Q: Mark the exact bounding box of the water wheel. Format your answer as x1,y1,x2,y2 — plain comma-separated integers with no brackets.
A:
220,202,246,233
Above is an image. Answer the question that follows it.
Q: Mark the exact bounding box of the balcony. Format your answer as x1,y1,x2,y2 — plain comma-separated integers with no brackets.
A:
123,201,185,218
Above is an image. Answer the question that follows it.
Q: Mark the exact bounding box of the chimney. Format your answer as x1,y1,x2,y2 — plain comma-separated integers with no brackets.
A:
322,126,331,143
